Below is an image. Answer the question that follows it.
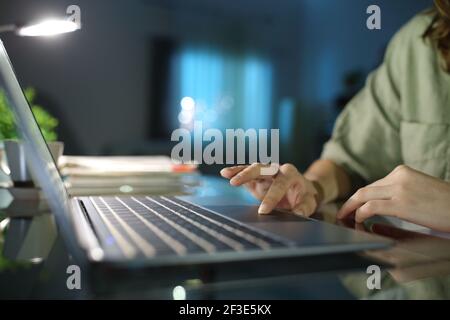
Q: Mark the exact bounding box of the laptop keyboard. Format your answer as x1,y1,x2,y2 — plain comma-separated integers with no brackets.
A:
87,196,291,259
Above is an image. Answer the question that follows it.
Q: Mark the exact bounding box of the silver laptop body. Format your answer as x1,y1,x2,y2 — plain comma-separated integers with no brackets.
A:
0,39,391,269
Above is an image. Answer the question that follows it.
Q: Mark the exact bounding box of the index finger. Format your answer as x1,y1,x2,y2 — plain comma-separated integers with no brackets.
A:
220,166,248,179
258,173,293,214
229,163,273,186
337,186,393,219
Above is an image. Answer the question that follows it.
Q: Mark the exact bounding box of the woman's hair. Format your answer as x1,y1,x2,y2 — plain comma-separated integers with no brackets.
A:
423,0,450,71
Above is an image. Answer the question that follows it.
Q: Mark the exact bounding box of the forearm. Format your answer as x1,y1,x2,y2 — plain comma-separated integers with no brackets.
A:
304,159,352,205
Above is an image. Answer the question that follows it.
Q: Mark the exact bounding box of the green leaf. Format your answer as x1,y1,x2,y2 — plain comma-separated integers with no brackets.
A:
0,87,58,141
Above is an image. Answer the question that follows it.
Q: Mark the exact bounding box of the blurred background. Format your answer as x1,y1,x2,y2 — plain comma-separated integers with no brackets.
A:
0,0,432,174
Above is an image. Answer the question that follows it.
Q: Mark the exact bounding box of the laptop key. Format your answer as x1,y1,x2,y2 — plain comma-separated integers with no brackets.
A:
88,196,292,258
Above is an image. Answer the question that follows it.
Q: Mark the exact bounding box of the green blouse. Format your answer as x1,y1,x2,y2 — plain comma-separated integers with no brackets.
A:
322,12,450,186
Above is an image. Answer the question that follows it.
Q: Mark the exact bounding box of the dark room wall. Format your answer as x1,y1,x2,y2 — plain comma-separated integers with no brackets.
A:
297,0,432,107
0,0,433,160
0,0,302,155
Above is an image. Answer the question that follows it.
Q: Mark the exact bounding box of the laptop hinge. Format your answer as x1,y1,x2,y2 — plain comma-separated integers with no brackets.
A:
70,198,104,261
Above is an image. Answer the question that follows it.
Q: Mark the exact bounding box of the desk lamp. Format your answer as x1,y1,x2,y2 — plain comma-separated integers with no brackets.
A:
0,18,78,194
0,19,78,36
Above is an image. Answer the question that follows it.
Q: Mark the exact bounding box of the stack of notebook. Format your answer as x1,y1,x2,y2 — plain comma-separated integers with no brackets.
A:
59,155,199,196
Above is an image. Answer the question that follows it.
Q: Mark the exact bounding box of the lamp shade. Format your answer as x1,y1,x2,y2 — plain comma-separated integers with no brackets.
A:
17,19,78,37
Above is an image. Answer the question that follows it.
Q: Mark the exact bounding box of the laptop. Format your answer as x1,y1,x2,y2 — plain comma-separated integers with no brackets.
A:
0,40,391,272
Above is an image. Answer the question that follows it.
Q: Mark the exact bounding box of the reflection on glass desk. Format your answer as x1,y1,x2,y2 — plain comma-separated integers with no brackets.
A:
1,175,450,299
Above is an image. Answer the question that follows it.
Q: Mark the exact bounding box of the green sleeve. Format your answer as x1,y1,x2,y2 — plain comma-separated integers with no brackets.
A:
321,27,406,187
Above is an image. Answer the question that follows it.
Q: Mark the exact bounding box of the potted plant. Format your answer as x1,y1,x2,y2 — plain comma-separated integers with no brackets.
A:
0,87,62,186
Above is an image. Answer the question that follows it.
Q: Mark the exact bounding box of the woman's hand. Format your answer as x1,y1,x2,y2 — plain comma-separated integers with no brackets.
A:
220,163,320,216
337,165,450,232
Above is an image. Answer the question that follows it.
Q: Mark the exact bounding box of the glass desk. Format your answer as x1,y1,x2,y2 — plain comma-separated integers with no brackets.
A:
1,175,450,299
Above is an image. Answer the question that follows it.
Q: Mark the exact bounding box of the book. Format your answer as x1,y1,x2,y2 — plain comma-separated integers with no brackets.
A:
59,155,199,196
59,155,196,176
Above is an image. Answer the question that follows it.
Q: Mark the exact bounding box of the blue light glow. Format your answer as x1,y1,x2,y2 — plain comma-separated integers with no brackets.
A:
174,46,273,131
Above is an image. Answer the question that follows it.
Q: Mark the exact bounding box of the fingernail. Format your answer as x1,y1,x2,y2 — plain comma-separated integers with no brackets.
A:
296,211,306,217
258,204,270,214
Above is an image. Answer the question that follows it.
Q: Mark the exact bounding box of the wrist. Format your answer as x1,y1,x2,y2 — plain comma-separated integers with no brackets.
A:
304,160,346,204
